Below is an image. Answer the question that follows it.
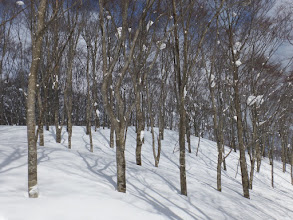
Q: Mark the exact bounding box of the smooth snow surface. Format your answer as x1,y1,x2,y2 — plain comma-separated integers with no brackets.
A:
0,126,292,220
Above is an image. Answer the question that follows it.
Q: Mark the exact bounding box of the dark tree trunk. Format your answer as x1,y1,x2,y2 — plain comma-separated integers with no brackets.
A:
178,104,187,196
135,91,144,166
116,129,126,192
186,116,191,153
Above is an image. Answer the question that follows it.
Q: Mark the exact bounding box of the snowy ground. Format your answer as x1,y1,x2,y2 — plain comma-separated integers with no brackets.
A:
0,126,292,220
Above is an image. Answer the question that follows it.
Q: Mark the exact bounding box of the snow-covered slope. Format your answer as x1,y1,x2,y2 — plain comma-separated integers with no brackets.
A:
0,126,292,220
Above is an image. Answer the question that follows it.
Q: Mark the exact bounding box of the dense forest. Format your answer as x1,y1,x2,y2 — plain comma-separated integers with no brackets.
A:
0,0,292,199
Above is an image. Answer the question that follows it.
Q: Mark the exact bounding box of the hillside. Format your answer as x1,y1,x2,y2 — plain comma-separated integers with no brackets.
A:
0,126,292,220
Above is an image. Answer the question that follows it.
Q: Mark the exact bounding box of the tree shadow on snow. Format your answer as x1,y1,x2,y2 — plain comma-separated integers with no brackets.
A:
96,129,111,147
0,147,26,174
127,179,212,220
77,151,117,191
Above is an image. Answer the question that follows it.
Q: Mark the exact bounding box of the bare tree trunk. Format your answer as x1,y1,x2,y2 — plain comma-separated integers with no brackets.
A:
249,106,258,189
109,78,114,148
255,138,261,173
186,116,191,153
159,107,164,141
65,43,74,149
249,158,255,190
27,0,47,198
257,132,266,172
136,127,143,165
146,82,161,167
135,92,144,165
43,84,49,131
37,87,44,146
110,126,114,148
54,82,62,143
204,52,224,192
152,124,161,167
196,133,201,157
217,146,222,192
91,35,100,132
222,144,227,171
178,104,187,195
229,23,250,197
270,139,274,188
172,0,187,196
99,0,128,193
234,85,250,198
212,90,223,192
116,129,126,192
229,105,237,152
86,45,93,152
280,131,287,173
291,143,293,185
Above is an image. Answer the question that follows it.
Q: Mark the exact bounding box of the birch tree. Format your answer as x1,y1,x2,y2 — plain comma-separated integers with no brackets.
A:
27,0,48,198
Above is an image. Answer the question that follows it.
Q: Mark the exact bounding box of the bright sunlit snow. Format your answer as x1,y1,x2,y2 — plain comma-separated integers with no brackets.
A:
0,126,292,220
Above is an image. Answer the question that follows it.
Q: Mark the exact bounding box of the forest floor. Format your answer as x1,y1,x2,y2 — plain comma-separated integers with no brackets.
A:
0,126,292,220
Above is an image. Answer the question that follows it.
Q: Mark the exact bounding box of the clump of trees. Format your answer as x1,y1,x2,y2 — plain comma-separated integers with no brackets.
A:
0,0,292,198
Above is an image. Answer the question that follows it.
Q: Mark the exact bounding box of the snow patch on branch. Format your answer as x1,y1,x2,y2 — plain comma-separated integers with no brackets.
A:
257,121,266,126
235,60,242,67
117,27,122,38
210,74,216,88
234,42,242,51
160,43,166,50
16,1,24,6
146,21,154,31
247,95,264,107
184,87,187,97
96,109,100,117
156,41,166,50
